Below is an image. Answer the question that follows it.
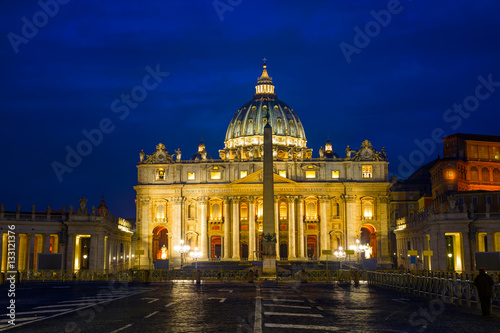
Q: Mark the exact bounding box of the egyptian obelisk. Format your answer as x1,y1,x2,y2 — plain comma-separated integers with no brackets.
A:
262,113,277,276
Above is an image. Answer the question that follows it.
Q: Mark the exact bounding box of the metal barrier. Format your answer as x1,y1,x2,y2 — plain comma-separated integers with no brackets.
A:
366,271,500,309
12,268,368,283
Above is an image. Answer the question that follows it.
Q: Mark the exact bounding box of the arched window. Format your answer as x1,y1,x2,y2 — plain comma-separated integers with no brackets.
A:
493,168,500,182
279,202,287,220
362,201,373,220
211,203,221,221
157,204,165,220
306,201,317,220
470,167,479,181
481,168,490,182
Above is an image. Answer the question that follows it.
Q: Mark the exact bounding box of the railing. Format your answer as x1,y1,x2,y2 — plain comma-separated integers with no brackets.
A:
367,271,500,308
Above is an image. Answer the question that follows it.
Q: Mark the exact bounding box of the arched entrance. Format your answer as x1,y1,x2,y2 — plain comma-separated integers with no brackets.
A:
360,225,377,259
307,235,317,259
211,236,222,259
152,226,169,260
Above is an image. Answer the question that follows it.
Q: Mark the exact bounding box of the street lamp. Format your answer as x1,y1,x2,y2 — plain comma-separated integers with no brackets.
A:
190,247,202,270
334,246,346,269
349,239,368,264
174,240,190,269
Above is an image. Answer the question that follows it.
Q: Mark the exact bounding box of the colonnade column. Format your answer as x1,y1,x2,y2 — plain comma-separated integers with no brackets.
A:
139,197,151,268
28,233,35,271
248,196,256,259
319,196,329,259
171,197,184,267
90,235,98,270
298,196,305,259
274,197,280,260
378,195,391,266
65,234,74,271
198,197,209,260
43,233,51,254
288,196,296,259
343,194,357,248
232,197,240,260
223,197,231,259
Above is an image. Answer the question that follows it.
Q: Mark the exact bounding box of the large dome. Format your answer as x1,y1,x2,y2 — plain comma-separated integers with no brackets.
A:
224,64,307,151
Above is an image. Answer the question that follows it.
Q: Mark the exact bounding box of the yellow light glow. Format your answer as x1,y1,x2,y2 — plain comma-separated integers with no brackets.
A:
331,170,339,179
279,170,287,178
305,170,316,179
210,172,221,180
240,171,248,178
188,172,195,180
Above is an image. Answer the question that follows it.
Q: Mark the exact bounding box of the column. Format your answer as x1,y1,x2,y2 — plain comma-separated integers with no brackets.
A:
65,234,74,271
139,197,151,268
298,196,305,258
198,197,209,259
89,235,98,270
378,195,392,266
96,234,104,270
343,194,357,248
486,231,494,252
27,233,35,271
274,197,280,259
171,197,185,266
232,197,240,260
288,196,296,259
43,233,51,254
223,197,231,259
248,196,256,259
319,196,329,259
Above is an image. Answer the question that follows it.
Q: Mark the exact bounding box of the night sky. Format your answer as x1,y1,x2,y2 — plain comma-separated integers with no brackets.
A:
1,1,500,218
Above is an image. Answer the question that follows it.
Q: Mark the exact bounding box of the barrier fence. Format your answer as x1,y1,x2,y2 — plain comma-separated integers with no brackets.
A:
367,271,500,309
3,268,366,283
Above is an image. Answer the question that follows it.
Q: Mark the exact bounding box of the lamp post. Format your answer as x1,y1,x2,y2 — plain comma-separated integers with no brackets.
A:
334,246,346,269
349,239,368,264
174,240,190,269
190,247,202,270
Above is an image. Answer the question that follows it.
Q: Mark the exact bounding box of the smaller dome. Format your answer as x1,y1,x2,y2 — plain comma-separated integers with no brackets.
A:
324,138,340,159
191,140,212,161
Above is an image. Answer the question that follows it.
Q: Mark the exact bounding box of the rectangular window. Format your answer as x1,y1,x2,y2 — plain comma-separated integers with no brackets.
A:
210,172,221,180
187,172,195,180
486,196,492,205
472,196,478,205
458,197,464,207
156,168,165,180
468,144,478,159
305,170,316,179
331,170,339,179
240,171,248,178
362,165,372,179
279,170,287,178
479,145,489,160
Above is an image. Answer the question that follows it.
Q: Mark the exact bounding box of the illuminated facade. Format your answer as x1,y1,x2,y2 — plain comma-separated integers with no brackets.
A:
135,64,392,268
395,134,500,272
0,198,133,273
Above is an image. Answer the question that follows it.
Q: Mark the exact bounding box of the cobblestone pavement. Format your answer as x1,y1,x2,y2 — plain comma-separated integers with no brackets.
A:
1,281,499,332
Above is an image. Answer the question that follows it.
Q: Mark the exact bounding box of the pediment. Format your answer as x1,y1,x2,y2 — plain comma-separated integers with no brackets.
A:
231,169,296,185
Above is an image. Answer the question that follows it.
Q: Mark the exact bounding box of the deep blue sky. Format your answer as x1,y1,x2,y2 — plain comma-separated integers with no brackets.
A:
1,0,500,218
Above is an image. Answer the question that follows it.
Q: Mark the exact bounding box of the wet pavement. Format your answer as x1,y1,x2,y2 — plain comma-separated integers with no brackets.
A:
1,281,499,332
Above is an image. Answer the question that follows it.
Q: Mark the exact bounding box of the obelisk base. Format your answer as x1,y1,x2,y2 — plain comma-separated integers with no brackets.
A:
262,242,277,278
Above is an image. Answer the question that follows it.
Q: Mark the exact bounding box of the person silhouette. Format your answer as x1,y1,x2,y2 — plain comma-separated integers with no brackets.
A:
474,268,495,315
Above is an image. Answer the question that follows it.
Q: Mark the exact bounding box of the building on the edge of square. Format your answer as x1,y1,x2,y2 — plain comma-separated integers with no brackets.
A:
394,133,500,272
0,197,134,273
134,63,393,269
